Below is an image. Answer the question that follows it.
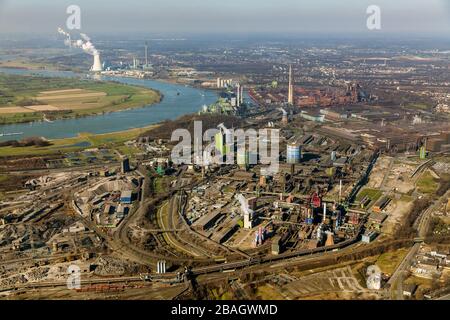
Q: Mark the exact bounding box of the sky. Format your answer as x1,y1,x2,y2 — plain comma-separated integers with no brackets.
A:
0,0,449,36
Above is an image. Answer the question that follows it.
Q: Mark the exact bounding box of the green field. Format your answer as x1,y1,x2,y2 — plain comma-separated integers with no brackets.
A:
0,59,56,71
407,103,430,111
416,171,440,194
0,73,161,124
375,248,409,275
0,125,157,157
356,188,383,203
116,145,141,158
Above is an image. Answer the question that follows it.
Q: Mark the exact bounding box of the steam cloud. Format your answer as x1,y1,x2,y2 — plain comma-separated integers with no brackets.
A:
58,27,99,56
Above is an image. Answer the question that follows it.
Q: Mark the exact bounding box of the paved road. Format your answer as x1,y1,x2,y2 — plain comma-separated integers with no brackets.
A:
437,294,450,300
386,190,450,300
387,243,421,300
416,190,450,238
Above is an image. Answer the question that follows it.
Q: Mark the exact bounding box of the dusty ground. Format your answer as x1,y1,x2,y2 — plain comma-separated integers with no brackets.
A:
25,105,60,112
367,156,393,189
254,266,381,300
367,156,418,194
382,198,414,235
385,161,416,194
0,106,35,114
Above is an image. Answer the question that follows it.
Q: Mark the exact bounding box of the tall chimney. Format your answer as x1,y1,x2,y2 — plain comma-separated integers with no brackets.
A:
236,83,241,107
288,64,294,105
145,42,148,67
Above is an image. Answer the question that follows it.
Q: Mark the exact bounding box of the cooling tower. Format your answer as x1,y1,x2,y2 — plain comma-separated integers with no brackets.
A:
92,53,103,72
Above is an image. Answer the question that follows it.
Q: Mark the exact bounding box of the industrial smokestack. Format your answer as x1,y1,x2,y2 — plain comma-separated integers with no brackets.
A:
92,53,102,72
145,42,149,67
236,83,241,107
288,64,294,105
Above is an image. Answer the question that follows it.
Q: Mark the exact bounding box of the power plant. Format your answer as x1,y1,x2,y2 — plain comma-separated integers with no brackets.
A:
58,28,103,72
92,53,103,72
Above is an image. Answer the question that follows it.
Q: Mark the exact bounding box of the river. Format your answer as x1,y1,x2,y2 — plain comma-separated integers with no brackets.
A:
0,68,218,141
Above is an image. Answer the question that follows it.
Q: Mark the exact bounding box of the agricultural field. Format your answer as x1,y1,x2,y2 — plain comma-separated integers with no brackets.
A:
0,73,161,124
0,59,55,71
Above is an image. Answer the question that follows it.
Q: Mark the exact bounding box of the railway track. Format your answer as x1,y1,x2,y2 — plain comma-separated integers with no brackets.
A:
0,276,147,293
0,237,414,293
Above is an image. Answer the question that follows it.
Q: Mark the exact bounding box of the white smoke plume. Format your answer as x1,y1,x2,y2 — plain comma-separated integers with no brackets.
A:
58,27,72,47
57,28,69,37
58,27,99,56
80,33,90,41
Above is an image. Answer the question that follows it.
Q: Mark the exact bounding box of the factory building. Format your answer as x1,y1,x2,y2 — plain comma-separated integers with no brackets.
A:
320,109,350,121
271,236,282,255
403,284,418,298
211,217,240,244
192,210,223,231
216,78,233,88
369,212,388,227
372,196,392,213
121,157,130,173
103,204,115,215
425,132,450,152
120,190,133,204
362,231,379,243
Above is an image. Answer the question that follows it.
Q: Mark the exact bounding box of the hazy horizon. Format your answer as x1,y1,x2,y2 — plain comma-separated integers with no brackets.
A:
0,0,449,37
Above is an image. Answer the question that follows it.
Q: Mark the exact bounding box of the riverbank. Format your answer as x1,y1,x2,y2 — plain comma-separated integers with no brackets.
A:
0,124,159,157
0,68,218,143
0,59,56,71
0,72,162,125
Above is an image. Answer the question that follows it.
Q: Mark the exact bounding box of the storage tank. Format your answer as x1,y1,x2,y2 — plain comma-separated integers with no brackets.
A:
287,143,301,164
331,151,337,161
